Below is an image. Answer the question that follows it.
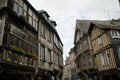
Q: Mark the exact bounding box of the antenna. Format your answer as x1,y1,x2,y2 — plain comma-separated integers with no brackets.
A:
104,10,111,20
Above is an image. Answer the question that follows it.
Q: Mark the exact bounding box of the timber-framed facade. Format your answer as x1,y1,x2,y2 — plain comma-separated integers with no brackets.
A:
0,0,38,79
74,19,120,80
0,0,64,80
74,20,97,80
88,20,120,80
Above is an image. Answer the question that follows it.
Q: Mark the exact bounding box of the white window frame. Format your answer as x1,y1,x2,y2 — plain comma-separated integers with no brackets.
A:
100,51,109,65
111,30,120,38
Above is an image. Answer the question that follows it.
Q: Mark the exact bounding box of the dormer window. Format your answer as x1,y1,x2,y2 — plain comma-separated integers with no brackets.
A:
42,13,48,20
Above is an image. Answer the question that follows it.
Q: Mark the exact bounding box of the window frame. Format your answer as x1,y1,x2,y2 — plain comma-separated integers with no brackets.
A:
110,30,120,38
100,51,109,65
98,36,103,45
40,45,45,60
48,49,51,62
41,24,45,37
117,46,120,61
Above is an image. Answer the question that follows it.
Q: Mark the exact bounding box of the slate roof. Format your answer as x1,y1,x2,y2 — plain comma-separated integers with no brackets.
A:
88,19,120,35
75,20,111,34
91,22,120,30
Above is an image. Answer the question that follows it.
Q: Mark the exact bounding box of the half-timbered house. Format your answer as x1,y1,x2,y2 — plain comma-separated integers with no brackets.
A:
88,20,120,80
0,0,38,80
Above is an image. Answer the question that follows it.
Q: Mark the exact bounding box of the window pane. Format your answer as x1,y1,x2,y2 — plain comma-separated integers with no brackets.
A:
101,52,109,65
23,3,27,11
98,37,103,45
33,20,36,28
19,0,23,7
23,11,27,17
29,9,32,16
48,49,51,62
48,30,51,41
41,25,45,36
18,6,23,15
10,35,14,46
117,47,120,60
10,24,17,34
20,41,25,51
40,45,45,60
15,38,20,47
35,22,38,30
13,3,18,13
0,0,7,8
15,0,18,3
29,16,32,25
33,13,35,19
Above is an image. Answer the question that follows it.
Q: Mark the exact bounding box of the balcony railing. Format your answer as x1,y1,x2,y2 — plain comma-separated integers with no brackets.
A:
0,47,36,67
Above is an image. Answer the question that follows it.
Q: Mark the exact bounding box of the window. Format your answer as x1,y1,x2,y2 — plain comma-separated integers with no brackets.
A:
40,45,45,60
0,0,7,8
41,24,45,37
9,35,14,46
20,40,25,50
15,0,18,3
54,53,58,65
13,3,18,13
28,9,32,16
117,47,120,60
14,0,27,18
29,16,32,25
101,51,109,65
19,0,23,7
111,30,120,38
9,24,37,55
15,38,20,47
98,36,103,45
18,6,23,15
48,49,51,62
47,30,51,42
23,3,27,11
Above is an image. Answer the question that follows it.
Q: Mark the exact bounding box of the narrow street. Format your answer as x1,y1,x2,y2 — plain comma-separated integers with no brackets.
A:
0,0,120,80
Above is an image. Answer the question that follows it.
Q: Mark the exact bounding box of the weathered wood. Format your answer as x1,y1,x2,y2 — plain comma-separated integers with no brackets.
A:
91,25,117,72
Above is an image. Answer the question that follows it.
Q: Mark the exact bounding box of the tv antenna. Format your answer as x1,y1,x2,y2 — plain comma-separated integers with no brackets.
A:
104,10,111,20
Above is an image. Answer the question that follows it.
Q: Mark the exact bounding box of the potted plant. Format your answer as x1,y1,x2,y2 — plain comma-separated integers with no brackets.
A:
11,46,25,55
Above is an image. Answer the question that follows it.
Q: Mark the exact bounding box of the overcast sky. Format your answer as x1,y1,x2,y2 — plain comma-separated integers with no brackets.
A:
28,0,120,60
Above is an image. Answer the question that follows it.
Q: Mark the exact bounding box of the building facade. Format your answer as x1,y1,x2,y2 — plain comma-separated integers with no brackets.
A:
69,48,79,80
73,19,119,80
88,19,120,80
74,20,97,80
0,0,38,80
62,56,71,80
0,0,63,80
37,10,64,80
